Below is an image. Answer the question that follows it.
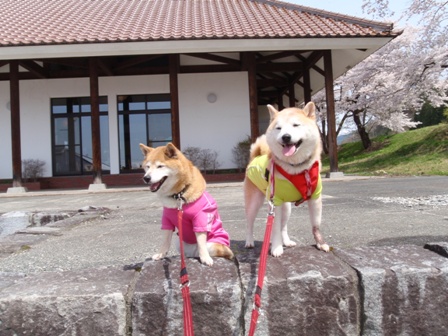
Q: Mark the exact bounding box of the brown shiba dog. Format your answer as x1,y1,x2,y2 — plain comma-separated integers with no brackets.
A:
140,143,234,266
244,102,330,257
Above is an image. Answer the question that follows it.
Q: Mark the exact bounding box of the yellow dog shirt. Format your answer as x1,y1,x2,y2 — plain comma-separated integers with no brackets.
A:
246,155,322,206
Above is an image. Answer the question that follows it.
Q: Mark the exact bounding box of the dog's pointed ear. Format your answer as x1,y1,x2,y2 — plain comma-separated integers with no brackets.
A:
139,143,153,156
267,104,279,121
164,143,179,159
303,102,316,120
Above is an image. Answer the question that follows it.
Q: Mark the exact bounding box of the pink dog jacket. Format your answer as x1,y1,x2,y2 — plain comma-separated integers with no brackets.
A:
161,191,231,246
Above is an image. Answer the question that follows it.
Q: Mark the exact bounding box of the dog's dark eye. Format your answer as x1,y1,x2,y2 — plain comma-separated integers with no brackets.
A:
157,165,164,169
293,123,300,127
276,126,281,130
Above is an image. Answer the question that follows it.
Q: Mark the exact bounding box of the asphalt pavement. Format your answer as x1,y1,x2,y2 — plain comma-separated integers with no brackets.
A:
0,175,447,276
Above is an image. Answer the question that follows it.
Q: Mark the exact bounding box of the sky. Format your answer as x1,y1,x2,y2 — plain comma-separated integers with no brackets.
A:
288,0,411,26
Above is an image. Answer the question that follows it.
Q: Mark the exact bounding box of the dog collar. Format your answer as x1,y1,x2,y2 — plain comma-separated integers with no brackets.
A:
273,154,312,168
171,185,190,203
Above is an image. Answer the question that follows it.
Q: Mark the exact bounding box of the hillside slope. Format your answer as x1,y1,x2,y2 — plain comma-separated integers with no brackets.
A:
322,124,448,176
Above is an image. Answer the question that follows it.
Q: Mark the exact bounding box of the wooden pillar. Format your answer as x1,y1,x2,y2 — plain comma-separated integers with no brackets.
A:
323,50,338,172
288,84,295,107
89,58,102,184
9,61,23,187
303,68,312,104
169,54,181,148
242,52,259,142
277,93,284,110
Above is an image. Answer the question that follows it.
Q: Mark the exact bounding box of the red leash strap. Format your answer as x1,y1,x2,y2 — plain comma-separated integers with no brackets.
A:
248,160,276,336
248,208,274,336
177,199,195,336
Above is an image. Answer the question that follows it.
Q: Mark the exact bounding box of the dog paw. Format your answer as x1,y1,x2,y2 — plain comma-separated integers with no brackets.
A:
283,239,297,247
317,243,330,252
200,255,214,266
271,245,284,257
152,253,165,261
245,240,255,249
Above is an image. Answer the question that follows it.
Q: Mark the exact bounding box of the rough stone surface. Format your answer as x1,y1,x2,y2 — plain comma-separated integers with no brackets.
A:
335,245,448,336
0,266,135,336
238,245,360,336
132,257,241,336
1,244,448,335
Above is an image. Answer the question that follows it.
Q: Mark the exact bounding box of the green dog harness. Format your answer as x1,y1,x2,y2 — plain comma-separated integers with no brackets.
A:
246,154,322,206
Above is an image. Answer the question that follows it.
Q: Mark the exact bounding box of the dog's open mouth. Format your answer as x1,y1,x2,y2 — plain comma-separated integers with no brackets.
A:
282,140,303,157
148,176,167,192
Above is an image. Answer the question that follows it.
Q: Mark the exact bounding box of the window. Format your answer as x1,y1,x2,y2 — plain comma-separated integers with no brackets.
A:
51,97,110,176
118,94,172,172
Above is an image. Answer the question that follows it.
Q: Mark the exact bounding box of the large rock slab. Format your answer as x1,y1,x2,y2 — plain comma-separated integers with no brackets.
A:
335,245,448,336
132,257,241,336
238,245,360,336
0,266,135,336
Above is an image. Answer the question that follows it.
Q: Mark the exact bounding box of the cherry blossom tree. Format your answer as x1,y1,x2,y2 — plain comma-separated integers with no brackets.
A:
315,1,448,150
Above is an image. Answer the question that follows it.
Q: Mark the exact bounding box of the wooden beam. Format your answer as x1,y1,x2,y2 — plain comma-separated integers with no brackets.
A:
113,55,163,72
257,78,289,88
184,53,241,66
303,68,311,103
89,58,103,184
180,64,240,73
169,54,181,148
257,50,308,63
323,50,338,172
9,61,23,187
39,58,88,69
288,83,296,107
278,91,284,110
18,60,48,79
257,62,303,72
242,52,259,142
0,60,9,69
97,58,114,76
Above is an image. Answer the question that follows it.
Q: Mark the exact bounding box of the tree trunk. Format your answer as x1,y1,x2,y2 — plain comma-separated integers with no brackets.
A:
320,119,329,154
353,110,371,149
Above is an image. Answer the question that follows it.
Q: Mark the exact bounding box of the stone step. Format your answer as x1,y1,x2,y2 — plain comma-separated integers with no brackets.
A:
0,243,447,335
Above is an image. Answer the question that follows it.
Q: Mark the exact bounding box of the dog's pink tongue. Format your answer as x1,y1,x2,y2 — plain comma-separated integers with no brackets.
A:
282,144,296,157
149,182,161,192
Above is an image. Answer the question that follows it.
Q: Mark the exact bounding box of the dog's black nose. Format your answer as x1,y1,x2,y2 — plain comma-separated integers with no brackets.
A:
282,133,292,143
143,176,151,184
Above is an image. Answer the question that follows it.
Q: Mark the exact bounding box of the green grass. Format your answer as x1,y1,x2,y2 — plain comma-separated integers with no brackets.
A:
322,123,448,176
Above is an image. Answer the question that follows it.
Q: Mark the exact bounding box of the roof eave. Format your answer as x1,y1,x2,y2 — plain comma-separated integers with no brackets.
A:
0,36,396,61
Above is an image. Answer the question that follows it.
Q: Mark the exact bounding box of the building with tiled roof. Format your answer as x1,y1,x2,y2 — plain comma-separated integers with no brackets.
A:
0,0,399,191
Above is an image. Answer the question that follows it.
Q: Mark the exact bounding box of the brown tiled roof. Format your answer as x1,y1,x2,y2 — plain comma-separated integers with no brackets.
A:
0,0,396,47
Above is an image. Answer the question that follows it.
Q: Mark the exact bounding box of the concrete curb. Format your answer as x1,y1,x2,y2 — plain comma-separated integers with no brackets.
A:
1,242,447,335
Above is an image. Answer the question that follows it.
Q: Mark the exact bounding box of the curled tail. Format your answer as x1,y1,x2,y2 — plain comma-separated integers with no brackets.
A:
249,135,271,162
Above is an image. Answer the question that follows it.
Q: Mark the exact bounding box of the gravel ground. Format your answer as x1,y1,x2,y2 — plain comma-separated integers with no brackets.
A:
0,176,447,275
372,194,448,208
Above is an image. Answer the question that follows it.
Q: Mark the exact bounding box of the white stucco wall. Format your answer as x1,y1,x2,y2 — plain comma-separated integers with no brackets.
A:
0,72,251,179
178,72,251,170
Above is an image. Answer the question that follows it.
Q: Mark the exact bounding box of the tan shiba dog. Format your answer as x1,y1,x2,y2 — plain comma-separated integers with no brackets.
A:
140,143,234,266
244,102,330,257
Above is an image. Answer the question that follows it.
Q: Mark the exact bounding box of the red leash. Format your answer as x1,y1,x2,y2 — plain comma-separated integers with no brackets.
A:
177,197,195,336
248,203,275,336
248,160,276,336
